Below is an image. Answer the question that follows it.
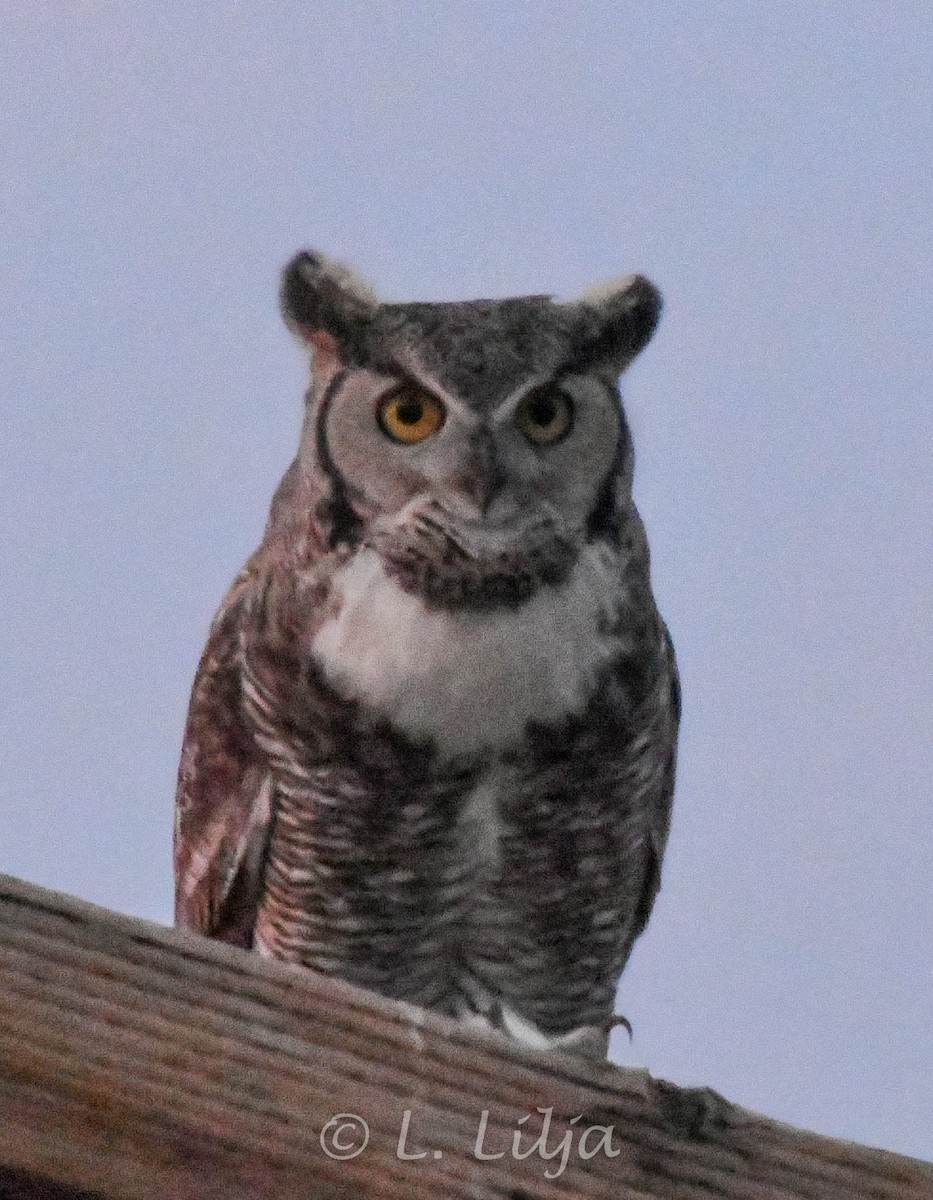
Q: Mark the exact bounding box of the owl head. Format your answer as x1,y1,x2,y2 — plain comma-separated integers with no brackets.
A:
281,251,661,609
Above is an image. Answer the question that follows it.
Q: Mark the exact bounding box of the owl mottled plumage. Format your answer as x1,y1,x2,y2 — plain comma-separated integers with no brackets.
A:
174,251,679,1056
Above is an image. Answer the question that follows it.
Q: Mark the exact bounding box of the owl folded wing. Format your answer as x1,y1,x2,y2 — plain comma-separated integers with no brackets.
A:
626,623,680,942
174,578,273,946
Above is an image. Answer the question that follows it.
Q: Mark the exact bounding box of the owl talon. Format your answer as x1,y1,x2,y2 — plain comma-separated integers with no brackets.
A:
605,1013,634,1041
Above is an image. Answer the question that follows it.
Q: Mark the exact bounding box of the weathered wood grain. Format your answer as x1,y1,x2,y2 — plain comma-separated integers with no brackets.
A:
0,873,930,1200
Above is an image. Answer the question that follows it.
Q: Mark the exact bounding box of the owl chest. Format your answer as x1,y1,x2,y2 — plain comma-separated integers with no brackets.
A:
254,759,506,985
310,546,622,759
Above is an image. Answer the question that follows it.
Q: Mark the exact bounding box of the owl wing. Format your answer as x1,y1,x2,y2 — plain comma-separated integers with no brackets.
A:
174,572,273,946
623,622,680,946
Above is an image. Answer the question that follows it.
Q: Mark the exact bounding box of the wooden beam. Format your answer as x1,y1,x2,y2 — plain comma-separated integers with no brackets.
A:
0,873,930,1200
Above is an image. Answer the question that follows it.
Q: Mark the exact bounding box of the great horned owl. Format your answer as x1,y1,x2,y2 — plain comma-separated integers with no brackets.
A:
174,251,679,1058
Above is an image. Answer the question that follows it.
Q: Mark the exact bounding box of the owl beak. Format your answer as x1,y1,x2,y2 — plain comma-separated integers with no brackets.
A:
453,434,504,520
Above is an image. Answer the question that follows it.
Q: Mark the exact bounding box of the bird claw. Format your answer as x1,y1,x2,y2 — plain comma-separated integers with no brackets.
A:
604,1013,634,1042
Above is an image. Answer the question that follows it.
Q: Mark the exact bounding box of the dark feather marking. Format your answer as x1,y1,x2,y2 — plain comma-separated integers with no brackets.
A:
313,369,362,550
586,397,630,543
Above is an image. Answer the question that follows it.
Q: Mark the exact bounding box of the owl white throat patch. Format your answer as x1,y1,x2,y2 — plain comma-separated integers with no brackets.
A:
311,543,625,758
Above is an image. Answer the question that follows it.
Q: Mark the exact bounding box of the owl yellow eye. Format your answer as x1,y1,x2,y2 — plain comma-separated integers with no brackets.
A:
514,385,574,446
377,388,446,444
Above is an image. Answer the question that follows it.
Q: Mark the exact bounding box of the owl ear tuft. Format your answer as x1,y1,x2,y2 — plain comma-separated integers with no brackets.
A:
280,251,379,360
575,274,662,374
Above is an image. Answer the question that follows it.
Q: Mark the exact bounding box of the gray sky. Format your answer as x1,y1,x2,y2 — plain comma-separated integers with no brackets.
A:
1,2,930,1162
